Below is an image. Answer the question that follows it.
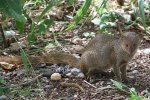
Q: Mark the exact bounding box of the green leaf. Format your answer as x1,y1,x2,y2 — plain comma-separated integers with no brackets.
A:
138,0,146,30
98,0,108,15
110,79,127,91
16,21,25,33
38,0,61,21
128,88,144,100
38,23,46,33
0,87,9,95
28,0,60,43
37,19,54,33
0,0,26,32
21,50,30,74
92,18,100,25
65,0,92,31
28,23,36,44
0,77,6,84
45,42,57,50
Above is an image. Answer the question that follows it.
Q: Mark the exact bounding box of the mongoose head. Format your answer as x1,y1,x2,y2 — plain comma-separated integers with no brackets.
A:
120,32,142,55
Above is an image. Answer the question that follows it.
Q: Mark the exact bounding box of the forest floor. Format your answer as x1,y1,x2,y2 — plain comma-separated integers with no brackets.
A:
0,23,150,99
0,0,150,100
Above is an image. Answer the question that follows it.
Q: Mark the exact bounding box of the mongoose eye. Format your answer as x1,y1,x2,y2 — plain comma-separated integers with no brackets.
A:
126,44,129,47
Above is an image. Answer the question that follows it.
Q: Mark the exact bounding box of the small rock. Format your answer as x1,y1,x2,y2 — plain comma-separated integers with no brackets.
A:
74,94,78,98
44,85,53,91
128,75,135,79
107,82,112,85
132,70,138,74
66,73,72,77
143,48,150,54
72,38,82,45
76,73,85,78
15,69,24,77
56,65,70,75
71,68,81,75
0,95,9,100
51,73,61,81
41,77,49,83
65,78,69,81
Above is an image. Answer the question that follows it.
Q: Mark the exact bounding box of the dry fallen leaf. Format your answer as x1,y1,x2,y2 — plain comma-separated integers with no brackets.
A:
0,62,16,70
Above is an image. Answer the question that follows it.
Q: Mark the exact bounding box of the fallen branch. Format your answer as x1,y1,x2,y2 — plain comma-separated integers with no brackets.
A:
61,82,84,92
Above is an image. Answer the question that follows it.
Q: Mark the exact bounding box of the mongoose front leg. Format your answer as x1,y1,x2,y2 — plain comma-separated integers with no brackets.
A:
113,65,122,81
120,63,128,82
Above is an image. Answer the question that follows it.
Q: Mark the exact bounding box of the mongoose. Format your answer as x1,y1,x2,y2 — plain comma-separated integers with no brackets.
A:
0,32,142,81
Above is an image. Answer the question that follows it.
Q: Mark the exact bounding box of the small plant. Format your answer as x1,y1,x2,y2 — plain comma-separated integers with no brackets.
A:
65,0,92,31
0,76,9,95
111,79,149,100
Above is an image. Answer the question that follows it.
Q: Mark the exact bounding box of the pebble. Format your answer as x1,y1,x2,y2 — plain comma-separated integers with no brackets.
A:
66,73,72,77
128,75,135,79
41,77,49,83
143,48,150,54
74,94,78,98
51,73,61,81
132,70,138,74
44,85,53,91
56,65,70,75
72,38,82,45
71,68,81,75
76,73,85,78
0,95,9,100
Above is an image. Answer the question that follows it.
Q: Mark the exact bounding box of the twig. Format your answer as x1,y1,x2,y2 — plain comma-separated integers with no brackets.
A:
96,85,114,93
8,74,43,88
61,82,84,92
92,85,114,96
83,80,97,88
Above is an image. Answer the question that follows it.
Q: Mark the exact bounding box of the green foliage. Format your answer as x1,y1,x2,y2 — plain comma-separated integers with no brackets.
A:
21,50,30,75
66,0,76,5
111,79,146,100
138,0,146,30
98,0,108,15
28,0,61,43
91,0,121,34
0,0,26,32
110,79,128,92
65,0,92,31
0,87,9,95
37,19,54,33
129,88,143,100
92,12,119,33
11,87,31,98
0,77,6,84
38,0,61,20
0,77,8,95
